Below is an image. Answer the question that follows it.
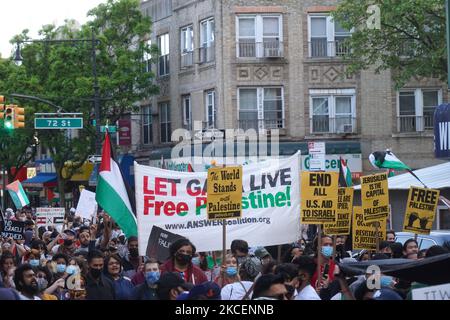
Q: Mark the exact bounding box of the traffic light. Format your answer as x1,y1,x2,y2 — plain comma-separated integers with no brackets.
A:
4,105,14,129
14,105,25,128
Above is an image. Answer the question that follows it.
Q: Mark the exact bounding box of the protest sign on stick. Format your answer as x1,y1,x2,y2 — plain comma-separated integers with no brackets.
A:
402,186,440,235
352,206,386,251
361,173,389,222
324,187,353,235
1,220,25,240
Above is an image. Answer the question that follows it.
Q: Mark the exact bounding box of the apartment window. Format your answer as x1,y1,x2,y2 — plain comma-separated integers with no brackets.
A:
142,105,153,145
236,15,282,58
143,39,152,73
180,25,193,67
398,89,441,132
158,33,170,76
308,15,351,57
200,18,215,63
238,87,284,130
205,90,216,128
182,95,192,130
309,89,356,134
159,102,171,143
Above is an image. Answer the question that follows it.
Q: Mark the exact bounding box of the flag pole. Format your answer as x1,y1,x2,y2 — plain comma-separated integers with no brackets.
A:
316,224,322,289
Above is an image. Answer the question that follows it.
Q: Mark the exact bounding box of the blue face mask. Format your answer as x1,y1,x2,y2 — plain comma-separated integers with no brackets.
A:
145,271,160,285
225,266,238,277
191,257,201,266
321,246,333,258
29,259,40,267
66,265,78,275
380,276,393,288
56,264,66,273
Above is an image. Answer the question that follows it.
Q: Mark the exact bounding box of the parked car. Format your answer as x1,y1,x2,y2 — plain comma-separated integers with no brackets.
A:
395,230,450,251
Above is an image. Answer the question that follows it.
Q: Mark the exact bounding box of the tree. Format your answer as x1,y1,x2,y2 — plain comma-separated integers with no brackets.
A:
10,0,159,208
333,0,446,88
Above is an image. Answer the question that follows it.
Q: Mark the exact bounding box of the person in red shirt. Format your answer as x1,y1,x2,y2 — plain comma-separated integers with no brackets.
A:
310,234,338,291
160,239,207,285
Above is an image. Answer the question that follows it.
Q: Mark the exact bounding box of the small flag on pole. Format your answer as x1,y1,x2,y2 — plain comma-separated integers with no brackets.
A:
6,180,30,209
338,157,352,187
369,150,411,171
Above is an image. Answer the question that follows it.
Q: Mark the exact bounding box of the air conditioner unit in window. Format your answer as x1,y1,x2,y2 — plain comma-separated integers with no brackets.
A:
264,48,281,58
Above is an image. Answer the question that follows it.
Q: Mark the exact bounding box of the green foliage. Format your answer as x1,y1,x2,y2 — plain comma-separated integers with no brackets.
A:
333,0,446,88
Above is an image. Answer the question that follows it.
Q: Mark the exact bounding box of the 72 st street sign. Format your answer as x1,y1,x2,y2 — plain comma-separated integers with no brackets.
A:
35,117,83,129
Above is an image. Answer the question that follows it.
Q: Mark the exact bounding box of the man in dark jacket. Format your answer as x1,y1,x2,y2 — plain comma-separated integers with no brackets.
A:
160,239,207,285
132,259,159,300
85,250,115,300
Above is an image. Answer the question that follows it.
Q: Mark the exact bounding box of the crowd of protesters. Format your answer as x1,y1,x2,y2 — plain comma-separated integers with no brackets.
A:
1,206,449,300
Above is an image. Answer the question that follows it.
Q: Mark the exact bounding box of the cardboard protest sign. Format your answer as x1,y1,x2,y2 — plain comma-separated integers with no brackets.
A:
76,189,98,220
300,171,339,224
403,186,440,235
324,187,354,235
207,166,242,220
145,225,186,262
135,152,301,253
412,283,450,300
36,207,65,232
1,220,25,240
361,173,389,222
352,206,386,250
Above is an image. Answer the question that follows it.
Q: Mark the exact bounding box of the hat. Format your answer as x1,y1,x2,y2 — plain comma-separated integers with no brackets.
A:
157,272,191,291
180,281,221,300
70,208,76,213
373,288,403,300
240,256,262,279
254,247,271,259
63,229,76,237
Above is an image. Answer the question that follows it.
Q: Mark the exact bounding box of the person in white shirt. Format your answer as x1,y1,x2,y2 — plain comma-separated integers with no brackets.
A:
293,256,321,300
14,264,42,300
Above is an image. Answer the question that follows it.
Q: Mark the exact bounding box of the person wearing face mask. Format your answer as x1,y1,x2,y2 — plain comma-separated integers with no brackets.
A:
85,249,116,300
34,266,57,300
274,263,300,300
160,239,207,285
14,264,42,300
122,236,143,279
104,254,134,300
293,255,321,300
52,253,69,280
378,241,393,258
132,259,160,300
214,254,239,288
310,234,336,291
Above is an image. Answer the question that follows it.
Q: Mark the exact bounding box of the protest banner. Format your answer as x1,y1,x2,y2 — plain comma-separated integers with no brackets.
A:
324,187,354,235
352,206,386,250
1,220,25,240
145,225,186,262
300,171,339,224
76,189,98,221
412,283,450,300
402,186,440,235
207,166,242,220
135,152,301,254
36,207,65,232
361,172,389,222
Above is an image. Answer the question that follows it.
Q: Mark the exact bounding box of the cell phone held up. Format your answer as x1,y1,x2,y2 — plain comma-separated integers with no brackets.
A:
322,263,330,280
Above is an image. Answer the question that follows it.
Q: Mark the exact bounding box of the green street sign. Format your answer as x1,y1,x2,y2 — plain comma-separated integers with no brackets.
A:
35,118,83,129
100,126,117,133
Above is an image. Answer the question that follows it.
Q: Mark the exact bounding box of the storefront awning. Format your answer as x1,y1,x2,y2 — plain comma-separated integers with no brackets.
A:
22,173,57,188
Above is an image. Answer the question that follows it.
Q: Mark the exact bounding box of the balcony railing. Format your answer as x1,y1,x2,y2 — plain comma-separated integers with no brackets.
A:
237,40,284,58
238,119,284,131
308,39,351,58
311,116,356,134
181,51,193,68
397,114,434,132
199,43,215,63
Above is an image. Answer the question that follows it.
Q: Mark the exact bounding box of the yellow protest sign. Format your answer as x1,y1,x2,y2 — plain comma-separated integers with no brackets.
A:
403,186,440,235
324,187,354,235
300,171,339,224
207,166,243,220
352,206,386,250
361,172,389,222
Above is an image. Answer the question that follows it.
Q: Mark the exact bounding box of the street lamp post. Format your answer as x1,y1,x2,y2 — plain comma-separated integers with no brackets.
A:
13,34,102,154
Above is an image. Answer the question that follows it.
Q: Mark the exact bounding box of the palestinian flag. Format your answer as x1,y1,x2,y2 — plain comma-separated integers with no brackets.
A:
369,150,411,171
187,163,194,172
6,180,29,209
338,157,352,187
387,169,396,178
96,131,137,237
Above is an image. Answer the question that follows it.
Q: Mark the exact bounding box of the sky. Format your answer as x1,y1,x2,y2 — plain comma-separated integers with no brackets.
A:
0,0,108,58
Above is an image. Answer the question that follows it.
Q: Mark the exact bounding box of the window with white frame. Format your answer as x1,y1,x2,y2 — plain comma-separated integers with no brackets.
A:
238,87,284,130
182,95,192,130
158,33,170,76
308,15,351,57
143,39,152,73
398,89,441,132
180,25,193,67
142,105,152,145
159,102,171,143
236,15,282,58
200,17,215,63
309,89,356,134
205,90,216,128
